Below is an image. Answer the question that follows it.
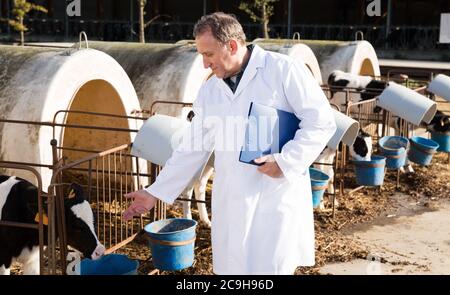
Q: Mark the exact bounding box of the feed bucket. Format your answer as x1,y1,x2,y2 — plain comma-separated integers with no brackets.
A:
77,254,139,275
408,136,439,166
378,136,408,169
144,218,197,271
353,155,386,186
430,131,450,152
309,167,330,208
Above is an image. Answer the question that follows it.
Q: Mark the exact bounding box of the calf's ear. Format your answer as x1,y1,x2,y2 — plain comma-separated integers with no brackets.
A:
68,183,86,201
68,188,76,199
34,213,49,225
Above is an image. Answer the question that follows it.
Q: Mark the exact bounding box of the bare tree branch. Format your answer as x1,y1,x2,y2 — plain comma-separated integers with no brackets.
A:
144,14,171,28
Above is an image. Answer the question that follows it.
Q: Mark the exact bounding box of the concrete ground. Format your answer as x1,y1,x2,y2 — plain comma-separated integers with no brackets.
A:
319,197,450,275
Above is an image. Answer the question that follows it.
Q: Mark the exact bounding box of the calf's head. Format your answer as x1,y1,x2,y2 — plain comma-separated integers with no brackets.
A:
428,111,450,133
64,183,105,260
350,130,373,161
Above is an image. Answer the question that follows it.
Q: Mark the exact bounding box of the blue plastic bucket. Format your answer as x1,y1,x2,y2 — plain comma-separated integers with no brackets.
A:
144,218,197,271
378,136,408,169
408,136,439,166
430,131,450,152
353,155,386,186
79,254,139,275
309,167,330,208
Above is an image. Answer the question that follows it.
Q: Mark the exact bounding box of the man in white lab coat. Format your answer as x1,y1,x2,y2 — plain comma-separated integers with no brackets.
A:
123,12,336,275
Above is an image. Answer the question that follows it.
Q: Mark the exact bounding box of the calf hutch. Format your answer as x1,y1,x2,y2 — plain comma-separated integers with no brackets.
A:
0,44,140,187
85,41,211,118
252,38,323,84
0,43,162,274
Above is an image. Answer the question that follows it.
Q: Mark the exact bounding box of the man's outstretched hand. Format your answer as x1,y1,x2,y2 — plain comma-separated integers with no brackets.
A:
123,190,158,221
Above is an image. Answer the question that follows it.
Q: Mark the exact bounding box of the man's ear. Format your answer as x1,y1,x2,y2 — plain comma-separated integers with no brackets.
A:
229,39,238,55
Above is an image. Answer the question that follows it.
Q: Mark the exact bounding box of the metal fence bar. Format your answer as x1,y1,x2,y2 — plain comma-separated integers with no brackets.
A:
13,17,446,50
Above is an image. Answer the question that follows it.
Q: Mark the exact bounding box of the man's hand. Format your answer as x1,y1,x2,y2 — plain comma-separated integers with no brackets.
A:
254,155,284,178
123,190,158,221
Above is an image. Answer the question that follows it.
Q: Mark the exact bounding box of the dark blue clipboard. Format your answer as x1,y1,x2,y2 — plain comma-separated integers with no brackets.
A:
239,102,301,166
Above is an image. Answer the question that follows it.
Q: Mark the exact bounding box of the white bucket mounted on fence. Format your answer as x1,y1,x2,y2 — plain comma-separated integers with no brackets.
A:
327,109,360,149
427,74,450,102
130,114,213,179
377,82,437,126
131,114,190,166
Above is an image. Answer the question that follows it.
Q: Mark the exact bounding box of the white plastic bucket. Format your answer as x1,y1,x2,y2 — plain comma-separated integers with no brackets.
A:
327,109,360,149
378,82,437,125
131,114,214,180
131,114,190,166
427,74,450,102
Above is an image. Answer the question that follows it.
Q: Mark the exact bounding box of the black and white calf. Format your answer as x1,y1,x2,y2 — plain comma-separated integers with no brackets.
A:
181,166,213,227
427,110,450,133
313,131,373,209
328,70,387,111
0,176,105,275
181,110,213,227
349,130,373,161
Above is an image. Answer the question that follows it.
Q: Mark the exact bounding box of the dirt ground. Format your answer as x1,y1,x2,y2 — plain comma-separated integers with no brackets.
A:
8,152,449,275
319,198,450,274
128,152,450,275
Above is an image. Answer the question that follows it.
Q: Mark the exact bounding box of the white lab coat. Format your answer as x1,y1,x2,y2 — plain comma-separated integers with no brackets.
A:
147,45,336,275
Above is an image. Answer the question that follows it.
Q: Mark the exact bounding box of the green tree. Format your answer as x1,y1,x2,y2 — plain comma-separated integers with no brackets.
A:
8,0,47,45
239,0,278,39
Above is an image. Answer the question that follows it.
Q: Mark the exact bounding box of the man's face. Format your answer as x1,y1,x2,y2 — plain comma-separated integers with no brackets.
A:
195,30,236,79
